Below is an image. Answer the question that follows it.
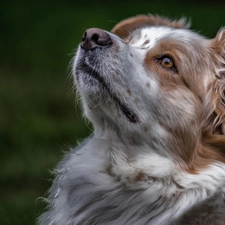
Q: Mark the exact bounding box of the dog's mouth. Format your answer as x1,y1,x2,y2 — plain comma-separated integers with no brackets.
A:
77,62,138,123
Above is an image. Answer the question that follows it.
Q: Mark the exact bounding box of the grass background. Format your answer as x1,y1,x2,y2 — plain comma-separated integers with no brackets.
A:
1,0,225,224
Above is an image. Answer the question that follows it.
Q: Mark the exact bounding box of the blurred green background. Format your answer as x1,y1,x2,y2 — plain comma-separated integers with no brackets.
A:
1,0,225,224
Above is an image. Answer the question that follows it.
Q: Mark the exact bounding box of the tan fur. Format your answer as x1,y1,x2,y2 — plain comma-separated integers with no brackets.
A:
111,14,190,39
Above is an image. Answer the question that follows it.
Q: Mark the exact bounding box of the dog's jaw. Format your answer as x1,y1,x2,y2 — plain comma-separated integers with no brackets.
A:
73,31,150,137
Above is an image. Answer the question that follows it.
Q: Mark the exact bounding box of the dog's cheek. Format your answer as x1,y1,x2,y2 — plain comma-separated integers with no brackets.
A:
158,88,199,128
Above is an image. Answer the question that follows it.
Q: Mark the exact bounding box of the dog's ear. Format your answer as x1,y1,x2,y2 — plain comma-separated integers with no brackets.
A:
192,29,225,168
212,29,225,135
203,29,225,137
111,14,190,39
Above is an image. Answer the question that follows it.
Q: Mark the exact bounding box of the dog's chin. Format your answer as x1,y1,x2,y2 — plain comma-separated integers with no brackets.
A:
75,61,138,124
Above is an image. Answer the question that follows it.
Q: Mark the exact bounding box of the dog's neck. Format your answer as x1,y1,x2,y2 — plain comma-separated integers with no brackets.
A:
92,128,225,189
72,133,225,224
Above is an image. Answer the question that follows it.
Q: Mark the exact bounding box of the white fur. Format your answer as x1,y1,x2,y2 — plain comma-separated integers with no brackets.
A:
39,20,225,225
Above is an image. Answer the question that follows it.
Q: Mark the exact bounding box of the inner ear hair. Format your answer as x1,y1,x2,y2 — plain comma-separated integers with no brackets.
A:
111,14,190,39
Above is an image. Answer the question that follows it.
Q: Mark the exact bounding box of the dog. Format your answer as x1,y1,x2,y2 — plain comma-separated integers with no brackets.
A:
39,14,225,225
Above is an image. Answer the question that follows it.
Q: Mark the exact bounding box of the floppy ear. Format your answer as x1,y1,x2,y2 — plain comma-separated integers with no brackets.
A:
189,29,225,169
111,14,190,39
203,28,225,137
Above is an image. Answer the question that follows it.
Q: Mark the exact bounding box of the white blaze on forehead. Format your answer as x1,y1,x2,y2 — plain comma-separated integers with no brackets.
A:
129,26,202,50
129,27,174,49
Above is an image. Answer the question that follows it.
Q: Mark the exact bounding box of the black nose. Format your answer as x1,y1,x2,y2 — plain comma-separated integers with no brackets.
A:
81,28,112,50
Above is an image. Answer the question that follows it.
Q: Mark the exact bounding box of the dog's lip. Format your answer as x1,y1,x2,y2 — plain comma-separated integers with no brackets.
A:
78,62,138,123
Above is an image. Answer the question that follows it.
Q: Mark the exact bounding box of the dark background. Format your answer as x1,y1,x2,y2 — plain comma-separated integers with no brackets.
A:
1,1,225,224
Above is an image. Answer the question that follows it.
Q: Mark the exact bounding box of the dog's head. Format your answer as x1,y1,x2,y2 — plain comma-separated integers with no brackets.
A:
73,15,225,172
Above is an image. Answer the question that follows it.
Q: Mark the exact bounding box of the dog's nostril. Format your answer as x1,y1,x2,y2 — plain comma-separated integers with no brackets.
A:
91,33,99,44
81,28,112,50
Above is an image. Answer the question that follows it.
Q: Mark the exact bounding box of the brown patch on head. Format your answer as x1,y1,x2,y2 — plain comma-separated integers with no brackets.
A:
111,14,190,39
144,35,210,96
144,39,186,89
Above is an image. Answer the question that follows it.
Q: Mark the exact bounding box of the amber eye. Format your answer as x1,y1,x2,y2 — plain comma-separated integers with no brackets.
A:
158,56,178,73
161,57,174,68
